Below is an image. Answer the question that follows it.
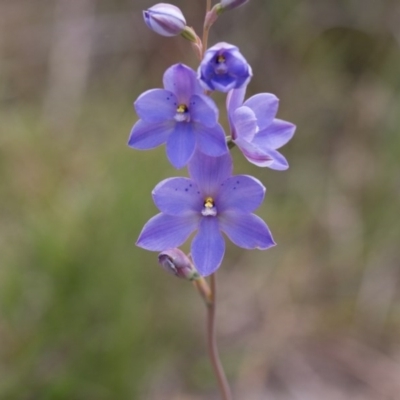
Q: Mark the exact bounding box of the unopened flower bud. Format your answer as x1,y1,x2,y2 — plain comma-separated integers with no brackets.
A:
219,0,250,12
143,3,186,37
158,249,199,280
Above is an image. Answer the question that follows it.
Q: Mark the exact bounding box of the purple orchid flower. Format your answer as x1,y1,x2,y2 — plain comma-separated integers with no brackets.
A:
136,151,275,276
128,63,228,169
227,86,296,169
197,42,252,93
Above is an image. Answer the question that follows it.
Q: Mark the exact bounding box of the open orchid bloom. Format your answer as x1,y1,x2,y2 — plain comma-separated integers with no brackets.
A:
227,86,296,169
137,151,275,276
129,64,228,169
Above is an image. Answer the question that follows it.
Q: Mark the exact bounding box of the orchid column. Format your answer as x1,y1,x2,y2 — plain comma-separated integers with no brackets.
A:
128,2,296,399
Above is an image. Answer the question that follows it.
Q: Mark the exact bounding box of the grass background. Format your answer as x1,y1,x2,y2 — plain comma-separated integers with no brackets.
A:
1,0,400,398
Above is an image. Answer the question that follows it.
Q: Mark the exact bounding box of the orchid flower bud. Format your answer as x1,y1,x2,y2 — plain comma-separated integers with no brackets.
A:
205,0,249,29
158,249,200,280
219,0,250,11
143,3,186,37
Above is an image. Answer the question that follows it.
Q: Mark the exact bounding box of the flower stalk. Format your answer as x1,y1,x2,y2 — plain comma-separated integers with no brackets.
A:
206,273,233,400
193,275,213,305
202,0,213,57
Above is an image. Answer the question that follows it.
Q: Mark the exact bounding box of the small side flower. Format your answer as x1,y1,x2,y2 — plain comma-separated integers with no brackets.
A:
197,42,252,93
143,3,186,37
226,86,296,169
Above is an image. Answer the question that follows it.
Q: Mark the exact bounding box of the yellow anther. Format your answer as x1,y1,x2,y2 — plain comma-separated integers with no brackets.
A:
217,55,226,63
204,197,214,208
176,104,188,113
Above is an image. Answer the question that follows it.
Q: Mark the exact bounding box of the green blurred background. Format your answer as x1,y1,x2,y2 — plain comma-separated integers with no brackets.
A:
1,0,400,399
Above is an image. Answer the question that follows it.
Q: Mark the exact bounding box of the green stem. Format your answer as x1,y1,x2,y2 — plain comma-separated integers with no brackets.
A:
202,0,212,57
206,273,233,400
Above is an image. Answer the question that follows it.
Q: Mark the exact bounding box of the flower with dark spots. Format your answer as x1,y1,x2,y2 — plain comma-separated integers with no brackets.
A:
143,3,186,37
197,42,252,93
136,151,275,276
128,63,228,169
226,86,296,169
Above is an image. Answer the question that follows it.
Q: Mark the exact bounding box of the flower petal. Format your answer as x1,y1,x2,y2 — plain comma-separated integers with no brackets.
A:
253,119,296,150
226,87,246,117
197,66,216,91
232,105,258,141
163,64,202,103
211,76,240,93
195,123,228,157
152,177,202,215
217,175,265,213
128,119,174,149
137,213,198,251
188,152,232,196
224,49,252,85
262,149,289,170
226,87,247,137
219,212,276,249
134,89,177,123
234,137,274,167
191,217,225,276
244,93,279,130
166,122,196,168
190,94,219,127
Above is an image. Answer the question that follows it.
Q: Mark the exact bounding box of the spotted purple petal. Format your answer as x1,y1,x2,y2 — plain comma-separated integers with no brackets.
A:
188,152,233,196
190,94,219,127
216,175,265,214
152,177,202,216
134,89,176,123
163,63,203,103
